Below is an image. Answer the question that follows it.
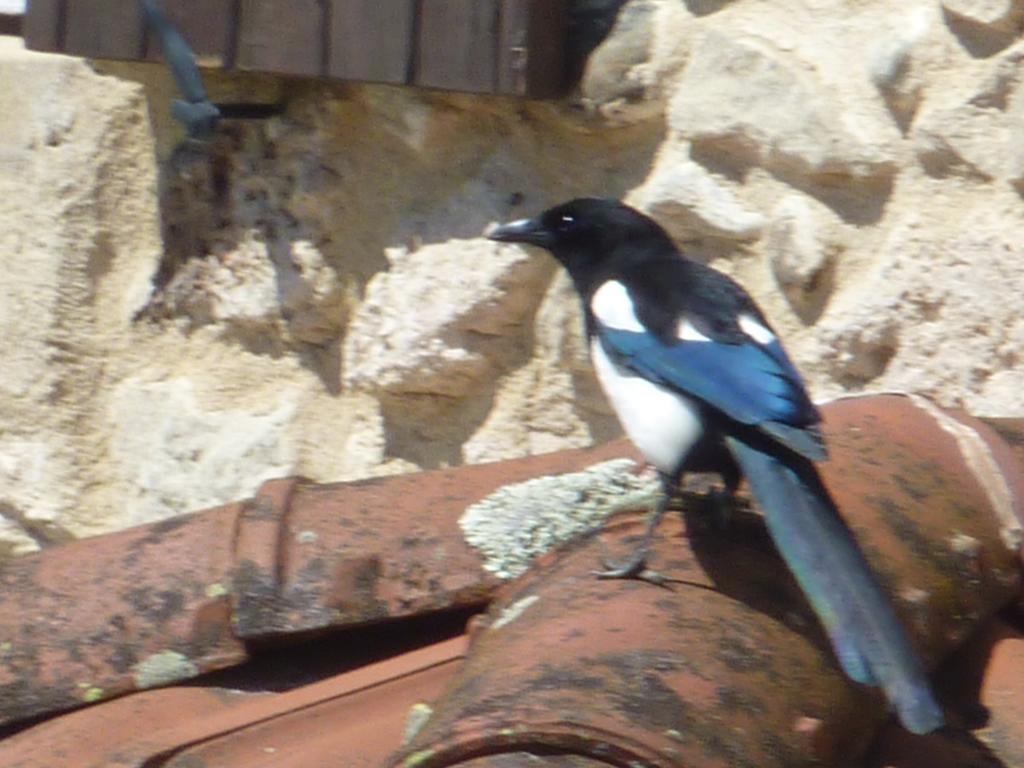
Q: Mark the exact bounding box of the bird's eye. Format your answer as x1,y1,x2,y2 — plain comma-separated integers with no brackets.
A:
558,214,575,230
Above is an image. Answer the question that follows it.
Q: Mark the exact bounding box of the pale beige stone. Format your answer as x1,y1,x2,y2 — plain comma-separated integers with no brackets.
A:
914,102,1004,181
579,0,667,124
108,377,299,526
343,239,551,397
632,144,766,241
2,0,1024,555
669,31,899,180
868,6,942,128
763,194,843,323
0,38,162,547
766,196,830,290
913,40,1024,183
814,203,1024,407
970,370,1024,417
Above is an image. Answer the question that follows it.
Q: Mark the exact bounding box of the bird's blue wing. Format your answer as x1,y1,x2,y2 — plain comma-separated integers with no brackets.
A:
599,322,949,732
599,325,818,431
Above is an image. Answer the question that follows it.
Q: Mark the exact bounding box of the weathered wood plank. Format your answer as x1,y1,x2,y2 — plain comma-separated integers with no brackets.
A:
24,0,568,99
64,0,144,60
416,0,500,93
143,0,233,67
0,15,21,37
23,0,62,52
497,0,568,98
327,0,414,84
236,0,325,77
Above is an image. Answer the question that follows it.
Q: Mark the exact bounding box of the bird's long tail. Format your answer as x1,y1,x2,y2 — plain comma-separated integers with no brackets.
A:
724,436,944,735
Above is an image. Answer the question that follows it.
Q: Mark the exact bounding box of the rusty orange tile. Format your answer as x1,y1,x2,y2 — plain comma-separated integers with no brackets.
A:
392,512,886,768
2,394,1022,768
0,440,637,727
0,502,246,728
4,636,468,768
229,440,640,639
813,395,1022,665
166,638,468,768
867,619,1024,767
392,395,1024,768
957,619,1024,766
3,686,256,767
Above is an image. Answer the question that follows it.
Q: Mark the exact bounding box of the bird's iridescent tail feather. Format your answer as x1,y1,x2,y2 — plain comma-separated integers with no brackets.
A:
724,436,944,735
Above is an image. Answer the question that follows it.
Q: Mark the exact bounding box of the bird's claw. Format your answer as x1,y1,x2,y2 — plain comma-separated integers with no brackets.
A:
593,555,669,587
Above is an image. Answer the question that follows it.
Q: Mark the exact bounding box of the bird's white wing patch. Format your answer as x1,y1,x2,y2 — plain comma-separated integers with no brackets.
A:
738,313,775,344
676,318,712,342
591,280,644,333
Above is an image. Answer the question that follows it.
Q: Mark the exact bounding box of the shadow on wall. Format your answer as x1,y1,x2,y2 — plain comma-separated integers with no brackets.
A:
566,0,632,85
138,117,363,396
687,139,896,229
134,72,663,468
941,6,1023,59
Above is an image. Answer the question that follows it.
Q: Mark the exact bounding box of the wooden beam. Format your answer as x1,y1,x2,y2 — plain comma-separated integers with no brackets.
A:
0,15,21,37
415,0,500,93
327,0,414,85
64,0,145,60
236,0,325,77
23,0,63,52
23,0,569,99
497,0,568,98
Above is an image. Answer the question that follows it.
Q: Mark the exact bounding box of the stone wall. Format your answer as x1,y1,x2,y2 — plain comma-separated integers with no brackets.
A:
0,0,1022,555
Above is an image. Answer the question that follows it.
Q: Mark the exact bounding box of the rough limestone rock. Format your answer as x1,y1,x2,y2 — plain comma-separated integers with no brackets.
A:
0,439,75,554
993,43,1024,186
632,144,766,241
766,196,829,290
152,230,345,345
913,38,1024,181
914,103,999,181
764,195,841,322
2,0,1024,553
343,239,551,397
975,370,1024,417
669,31,899,181
579,0,668,124
867,6,942,129
462,271,619,465
109,377,298,526
814,202,1024,408
0,38,160,551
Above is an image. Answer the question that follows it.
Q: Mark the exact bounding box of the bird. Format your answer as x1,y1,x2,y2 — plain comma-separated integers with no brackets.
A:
488,197,944,735
141,0,221,139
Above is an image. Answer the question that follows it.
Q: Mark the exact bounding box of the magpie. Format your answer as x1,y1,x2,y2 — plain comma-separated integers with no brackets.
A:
488,198,944,735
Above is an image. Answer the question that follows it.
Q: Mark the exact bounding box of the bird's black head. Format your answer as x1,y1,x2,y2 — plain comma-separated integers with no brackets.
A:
488,198,676,281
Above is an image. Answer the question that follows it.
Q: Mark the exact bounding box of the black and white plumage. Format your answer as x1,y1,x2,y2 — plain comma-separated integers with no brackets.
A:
488,198,943,735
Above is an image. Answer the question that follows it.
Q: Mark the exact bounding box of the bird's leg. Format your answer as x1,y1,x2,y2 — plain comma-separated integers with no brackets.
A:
595,472,678,585
703,487,735,531
703,472,740,531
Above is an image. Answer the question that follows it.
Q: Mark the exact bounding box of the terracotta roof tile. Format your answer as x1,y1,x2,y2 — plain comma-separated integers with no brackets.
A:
0,440,636,727
5,637,468,767
1,394,1022,767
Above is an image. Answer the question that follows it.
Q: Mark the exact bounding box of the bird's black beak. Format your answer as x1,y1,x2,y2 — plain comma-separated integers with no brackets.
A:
487,217,554,249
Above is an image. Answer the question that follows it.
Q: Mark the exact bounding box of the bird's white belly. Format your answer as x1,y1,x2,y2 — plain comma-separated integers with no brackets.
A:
590,339,703,475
